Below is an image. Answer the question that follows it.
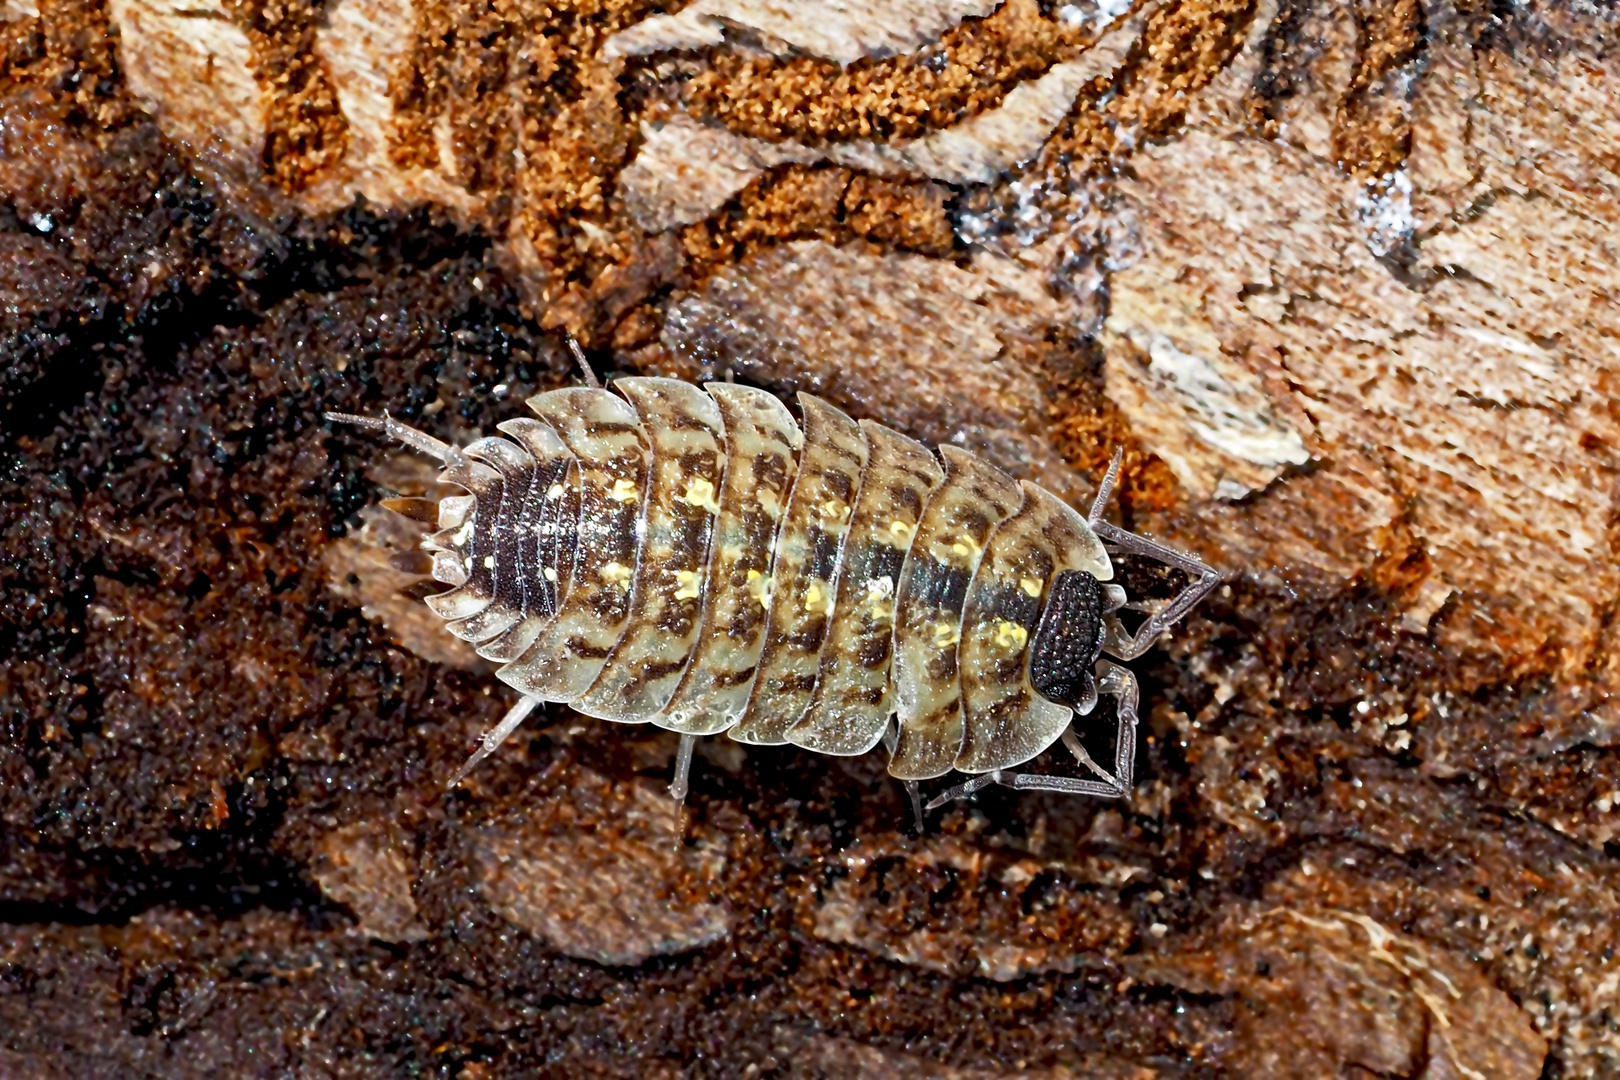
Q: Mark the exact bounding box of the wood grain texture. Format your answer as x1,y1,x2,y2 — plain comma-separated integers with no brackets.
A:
1,0,1615,1074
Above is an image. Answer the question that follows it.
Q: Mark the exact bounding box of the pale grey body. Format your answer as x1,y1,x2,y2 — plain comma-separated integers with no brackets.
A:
328,370,1218,818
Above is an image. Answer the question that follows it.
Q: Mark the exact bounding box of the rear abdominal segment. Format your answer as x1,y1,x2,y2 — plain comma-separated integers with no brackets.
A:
392,378,1135,782
422,457,504,623
476,418,579,663
444,438,534,644
497,388,647,702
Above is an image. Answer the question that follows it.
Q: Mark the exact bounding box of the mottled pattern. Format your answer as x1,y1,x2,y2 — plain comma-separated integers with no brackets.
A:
890,445,1023,780
732,394,870,745
498,388,647,701
410,378,1121,779
956,482,1111,773
789,421,942,756
572,378,726,722
660,384,803,735
6,0,1607,1068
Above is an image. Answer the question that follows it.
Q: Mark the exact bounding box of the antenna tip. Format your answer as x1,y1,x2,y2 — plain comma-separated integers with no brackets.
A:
324,411,385,430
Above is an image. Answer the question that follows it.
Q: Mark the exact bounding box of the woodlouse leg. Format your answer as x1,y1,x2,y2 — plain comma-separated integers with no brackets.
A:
992,772,1126,799
1071,659,1141,798
926,767,1123,807
1060,726,1118,786
995,657,1141,800
882,720,927,832
1095,522,1221,661
1083,447,1219,659
669,733,698,805
930,662,1144,806
447,695,543,789
924,771,1002,810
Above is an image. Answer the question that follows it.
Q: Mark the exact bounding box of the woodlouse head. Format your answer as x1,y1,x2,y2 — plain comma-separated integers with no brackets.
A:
1028,570,1106,712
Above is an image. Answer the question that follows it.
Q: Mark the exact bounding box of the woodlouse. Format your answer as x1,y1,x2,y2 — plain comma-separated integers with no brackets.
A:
328,354,1219,821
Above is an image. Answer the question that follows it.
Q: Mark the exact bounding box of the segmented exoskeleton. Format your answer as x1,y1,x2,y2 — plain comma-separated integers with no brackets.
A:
328,358,1219,821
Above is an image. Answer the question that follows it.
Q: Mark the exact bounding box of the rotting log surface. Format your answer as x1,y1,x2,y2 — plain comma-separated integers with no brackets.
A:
1,0,1615,1075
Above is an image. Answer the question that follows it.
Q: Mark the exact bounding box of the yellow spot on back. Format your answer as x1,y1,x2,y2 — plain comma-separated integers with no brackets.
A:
932,621,960,648
483,555,495,569
818,499,849,524
1020,577,1043,598
863,576,896,620
889,520,915,541
746,569,772,608
993,620,1029,650
866,575,894,598
546,482,565,499
543,567,558,583
677,476,721,514
609,478,639,502
803,582,825,613
601,561,632,588
674,569,702,600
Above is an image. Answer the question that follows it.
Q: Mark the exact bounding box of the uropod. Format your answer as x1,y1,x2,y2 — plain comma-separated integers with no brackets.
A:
327,349,1220,824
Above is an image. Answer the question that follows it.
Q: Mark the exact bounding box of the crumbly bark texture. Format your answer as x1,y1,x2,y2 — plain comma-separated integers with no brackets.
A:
2,0,1616,1075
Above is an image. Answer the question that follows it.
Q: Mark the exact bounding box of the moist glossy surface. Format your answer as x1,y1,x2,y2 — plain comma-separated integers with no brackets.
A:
436,380,1112,777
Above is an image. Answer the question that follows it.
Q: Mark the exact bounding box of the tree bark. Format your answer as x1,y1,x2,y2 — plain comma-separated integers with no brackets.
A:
2,0,1615,1075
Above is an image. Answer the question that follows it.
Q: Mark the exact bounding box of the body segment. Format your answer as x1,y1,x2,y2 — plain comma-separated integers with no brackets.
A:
956,482,1110,773
888,445,1023,780
498,388,647,702
729,394,868,745
570,378,726,723
789,420,943,757
659,383,803,735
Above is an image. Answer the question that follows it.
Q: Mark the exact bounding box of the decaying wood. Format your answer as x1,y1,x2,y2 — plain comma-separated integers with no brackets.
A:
603,0,1006,65
2,0,1617,1074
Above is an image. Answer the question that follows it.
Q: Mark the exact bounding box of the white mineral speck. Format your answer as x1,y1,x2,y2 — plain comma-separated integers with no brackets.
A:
1356,167,1414,258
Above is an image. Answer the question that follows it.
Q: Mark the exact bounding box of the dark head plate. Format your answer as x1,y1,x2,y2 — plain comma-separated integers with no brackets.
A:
1029,570,1106,709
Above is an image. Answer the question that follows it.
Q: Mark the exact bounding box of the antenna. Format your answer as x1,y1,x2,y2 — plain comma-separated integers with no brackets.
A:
324,411,462,463
565,333,601,389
